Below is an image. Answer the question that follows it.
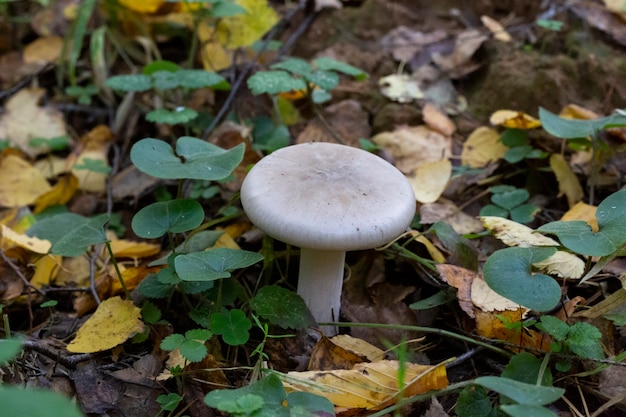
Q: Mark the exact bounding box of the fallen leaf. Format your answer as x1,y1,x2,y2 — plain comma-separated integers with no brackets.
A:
561,201,598,231
461,126,507,168
420,199,484,234
372,125,452,174
216,0,278,49
68,125,114,192
604,0,626,21
0,154,52,207
550,153,584,208
285,360,448,411
481,15,512,42
431,29,487,78
422,103,456,136
408,230,446,264
489,110,541,129
109,240,161,260
23,36,65,65
308,335,371,371
1,224,51,254
117,0,164,13
0,88,69,157
315,0,342,11
480,216,585,278
408,159,452,203
379,74,424,103
67,296,144,353
30,254,62,288
559,103,601,120
330,334,386,362
380,27,448,62
33,174,79,214
475,309,549,352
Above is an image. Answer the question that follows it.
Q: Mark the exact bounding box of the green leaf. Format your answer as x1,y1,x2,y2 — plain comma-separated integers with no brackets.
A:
304,70,339,91
130,137,245,180
500,404,558,417
176,69,230,90
483,247,560,312
314,57,367,80
160,334,185,351
455,385,494,417
247,70,308,95
106,74,153,92
491,188,529,210
146,108,198,125
132,199,204,239
271,57,312,75
137,273,175,298
0,386,86,417
174,248,263,282
539,107,626,139
504,145,533,163
538,316,569,341
29,135,71,151
217,394,264,414
0,338,23,363
502,352,552,387
205,374,334,416
141,301,162,325
156,393,183,412
27,213,108,257
500,129,528,147
311,89,332,104
480,204,509,218
180,339,208,362
475,376,564,406
143,60,181,75
210,1,247,17
566,322,603,359
185,328,212,341
537,190,626,256
250,285,309,329
509,204,540,224
73,158,112,173
210,309,252,346
151,70,182,90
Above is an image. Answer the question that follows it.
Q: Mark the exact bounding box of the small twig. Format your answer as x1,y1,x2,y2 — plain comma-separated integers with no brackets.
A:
87,247,101,304
22,339,94,369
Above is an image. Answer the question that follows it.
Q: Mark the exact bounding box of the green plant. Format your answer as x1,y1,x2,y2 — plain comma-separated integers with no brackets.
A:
479,185,540,224
499,128,548,163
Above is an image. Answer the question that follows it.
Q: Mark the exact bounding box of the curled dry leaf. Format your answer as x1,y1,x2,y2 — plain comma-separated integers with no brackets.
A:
480,216,585,278
422,102,456,136
431,29,488,78
549,153,584,208
461,126,508,168
489,110,541,129
481,15,512,42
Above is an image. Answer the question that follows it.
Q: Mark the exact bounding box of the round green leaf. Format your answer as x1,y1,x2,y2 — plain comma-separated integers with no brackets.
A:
130,137,245,180
105,74,152,92
483,247,560,312
475,376,564,406
250,285,309,329
174,248,263,282
132,198,204,238
0,386,86,417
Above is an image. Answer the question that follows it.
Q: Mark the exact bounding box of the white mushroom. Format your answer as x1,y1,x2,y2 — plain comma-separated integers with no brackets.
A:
240,142,416,335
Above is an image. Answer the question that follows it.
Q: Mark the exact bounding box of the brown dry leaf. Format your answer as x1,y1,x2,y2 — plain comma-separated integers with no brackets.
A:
480,216,585,278
604,0,626,21
381,27,448,62
420,199,484,234
30,255,62,288
33,174,79,214
422,103,456,136
0,154,52,207
372,125,452,174
489,110,541,129
55,255,90,286
0,88,68,157
285,360,448,411
461,126,507,168
23,36,64,65
331,335,386,362
475,309,549,352
481,15,512,42
561,201,598,231
408,159,452,203
68,125,114,192
1,224,51,254
308,335,371,371
431,29,488,78
550,154,583,208
67,296,144,353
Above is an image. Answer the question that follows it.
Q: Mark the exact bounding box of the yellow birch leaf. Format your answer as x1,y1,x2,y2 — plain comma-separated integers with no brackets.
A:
109,240,161,260
198,24,234,72
30,255,62,288
1,224,51,254
461,126,507,168
216,0,278,49
33,174,79,214
66,296,144,353
561,201,598,231
330,335,386,362
489,110,541,129
34,155,68,179
549,153,583,208
480,216,584,278
285,360,448,410
0,154,52,207
408,159,451,203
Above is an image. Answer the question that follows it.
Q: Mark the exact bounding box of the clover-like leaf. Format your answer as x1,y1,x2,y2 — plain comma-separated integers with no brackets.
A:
483,246,561,312
27,213,108,257
131,137,245,180
106,74,153,92
314,56,367,80
247,70,307,95
146,108,198,125
210,309,252,346
132,198,204,239
174,248,263,282
491,188,529,210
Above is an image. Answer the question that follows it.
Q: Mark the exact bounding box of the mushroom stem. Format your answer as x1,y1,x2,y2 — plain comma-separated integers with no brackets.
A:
297,248,345,336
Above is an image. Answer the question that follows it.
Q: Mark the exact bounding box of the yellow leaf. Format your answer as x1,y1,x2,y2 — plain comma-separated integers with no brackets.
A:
33,174,79,214
30,255,62,288
23,36,64,65
1,224,51,254
216,0,278,49
109,240,161,260
561,201,598,232
550,154,583,208
489,110,541,129
481,15,512,42
408,159,451,203
0,88,69,157
330,335,386,362
117,0,164,13
68,125,114,192
285,360,448,410
605,0,626,21
475,309,549,352
461,126,507,168
408,230,446,264
559,103,600,120
480,216,585,278
0,154,52,207
67,296,144,353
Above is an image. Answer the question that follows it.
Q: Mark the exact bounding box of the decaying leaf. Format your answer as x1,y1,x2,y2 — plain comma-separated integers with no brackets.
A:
560,103,601,120
408,159,452,204
378,74,424,103
420,199,484,234
216,0,278,49
308,335,377,371
67,296,144,353
285,359,448,411
480,216,585,278
489,110,541,129
23,36,65,65
422,103,456,136
550,153,583,208
431,29,487,78
109,239,161,260
68,125,114,192
474,309,550,352
0,88,69,157
0,154,52,207
461,126,507,168
481,15,512,42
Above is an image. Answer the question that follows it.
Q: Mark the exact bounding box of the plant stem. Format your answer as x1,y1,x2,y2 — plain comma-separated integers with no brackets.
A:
105,241,130,299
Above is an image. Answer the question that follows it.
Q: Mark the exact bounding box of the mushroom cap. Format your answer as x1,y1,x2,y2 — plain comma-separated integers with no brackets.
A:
240,142,416,251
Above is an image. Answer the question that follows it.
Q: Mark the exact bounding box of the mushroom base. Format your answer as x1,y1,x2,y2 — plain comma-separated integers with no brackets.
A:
297,248,345,336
